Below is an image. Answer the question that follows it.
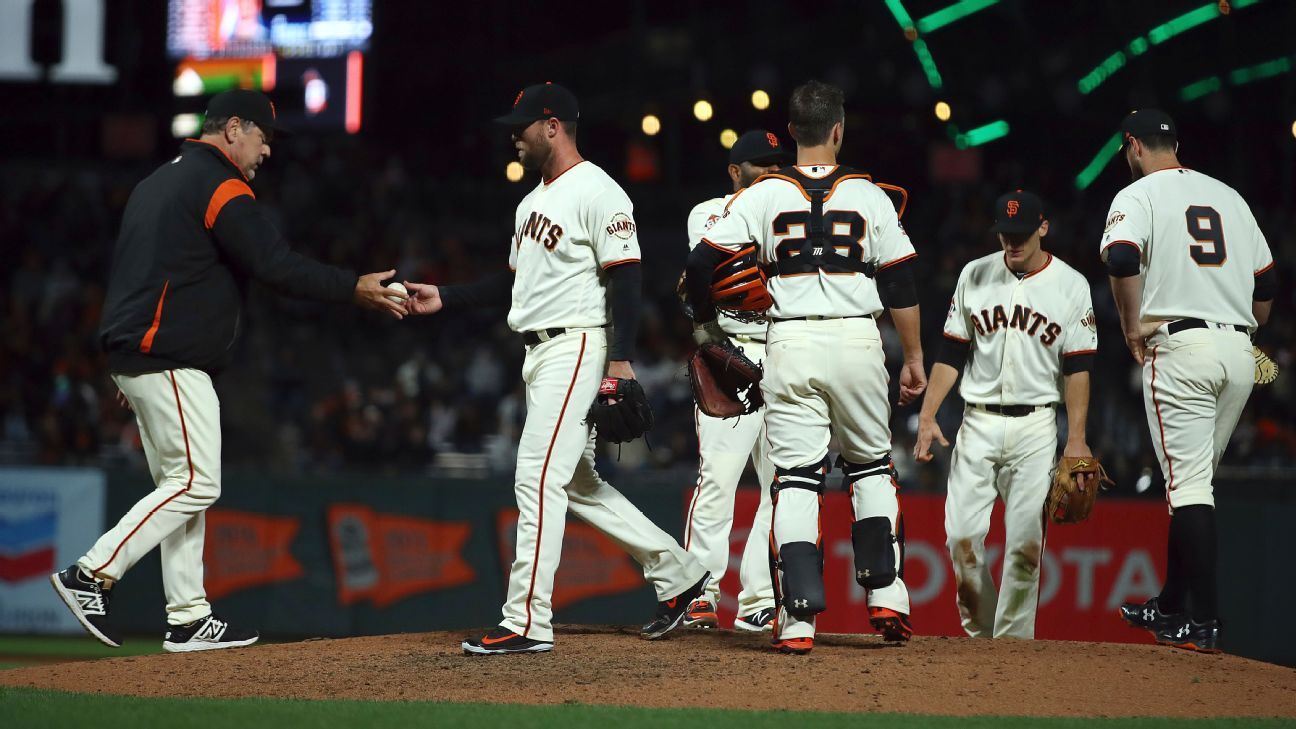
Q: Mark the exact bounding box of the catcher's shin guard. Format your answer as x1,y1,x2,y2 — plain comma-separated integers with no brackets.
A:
841,457,904,589
770,459,829,620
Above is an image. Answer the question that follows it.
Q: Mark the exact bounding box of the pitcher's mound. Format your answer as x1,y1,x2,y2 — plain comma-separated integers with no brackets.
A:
3,625,1293,718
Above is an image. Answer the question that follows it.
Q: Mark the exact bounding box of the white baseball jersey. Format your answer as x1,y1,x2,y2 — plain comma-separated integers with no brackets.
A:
943,252,1097,406
1100,167,1273,328
688,195,765,338
701,165,915,320
507,161,641,332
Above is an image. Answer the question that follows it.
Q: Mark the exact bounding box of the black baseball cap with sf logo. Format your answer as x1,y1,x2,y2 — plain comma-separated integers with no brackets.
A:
205,89,289,138
989,189,1045,234
494,82,580,126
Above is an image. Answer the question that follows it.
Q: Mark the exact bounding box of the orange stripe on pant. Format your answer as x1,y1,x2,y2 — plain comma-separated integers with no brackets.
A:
92,371,194,575
522,333,587,637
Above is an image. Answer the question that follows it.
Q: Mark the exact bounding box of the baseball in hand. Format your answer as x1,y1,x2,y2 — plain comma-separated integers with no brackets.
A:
385,281,408,304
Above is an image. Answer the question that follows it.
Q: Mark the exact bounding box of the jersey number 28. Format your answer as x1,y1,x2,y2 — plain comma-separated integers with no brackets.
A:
771,210,865,263
1185,205,1226,266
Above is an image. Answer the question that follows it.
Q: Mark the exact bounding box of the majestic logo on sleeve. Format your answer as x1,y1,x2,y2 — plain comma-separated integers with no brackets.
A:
971,304,1063,346
1104,211,1125,233
606,212,637,240
520,211,564,250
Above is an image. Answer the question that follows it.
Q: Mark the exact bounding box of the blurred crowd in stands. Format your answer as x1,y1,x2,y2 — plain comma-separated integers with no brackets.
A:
3,136,1293,496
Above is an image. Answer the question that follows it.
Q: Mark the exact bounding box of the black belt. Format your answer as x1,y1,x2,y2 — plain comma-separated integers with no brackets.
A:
1166,318,1247,335
522,328,566,346
772,314,876,322
971,403,1053,417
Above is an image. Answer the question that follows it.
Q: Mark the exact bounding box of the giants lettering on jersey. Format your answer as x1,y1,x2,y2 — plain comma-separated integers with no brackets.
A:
520,212,564,250
970,304,1063,346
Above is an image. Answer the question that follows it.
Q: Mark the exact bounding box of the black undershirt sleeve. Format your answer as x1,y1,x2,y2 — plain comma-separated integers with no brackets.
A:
438,270,513,311
684,242,730,323
1104,244,1141,278
606,262,642,361
1254,265,1277,302
1063,353,1096,375
936,336,969,369
877,257,919,309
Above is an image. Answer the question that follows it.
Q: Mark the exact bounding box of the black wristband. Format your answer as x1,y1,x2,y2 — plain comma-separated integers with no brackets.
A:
607,262,642,361
1104,243,1140,278
1063,353,1095,375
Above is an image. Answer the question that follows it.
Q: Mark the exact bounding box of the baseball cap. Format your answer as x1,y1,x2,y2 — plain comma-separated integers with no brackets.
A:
729,129,786,166
494,82,580,126
989,189,1045,234
1120,109,1176,147
205,89,288,137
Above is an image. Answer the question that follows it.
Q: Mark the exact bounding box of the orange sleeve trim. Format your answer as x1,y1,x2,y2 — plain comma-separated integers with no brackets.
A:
1101,240,1140,253
602,258,640,270
701,237,737,255
138,280,170,354
942,332,970,343
204,179,255,229
1064,349,1097,357
877,252,918,271
1254,261,1274,276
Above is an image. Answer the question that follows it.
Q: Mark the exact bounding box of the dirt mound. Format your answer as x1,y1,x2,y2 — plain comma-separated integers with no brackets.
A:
3,625,1294,718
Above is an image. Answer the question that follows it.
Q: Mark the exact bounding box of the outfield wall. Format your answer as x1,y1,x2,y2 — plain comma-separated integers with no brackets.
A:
1,467,1291,665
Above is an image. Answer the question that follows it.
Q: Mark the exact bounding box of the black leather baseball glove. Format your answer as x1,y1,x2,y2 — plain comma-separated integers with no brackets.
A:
587,377,654,443
688,340,764,418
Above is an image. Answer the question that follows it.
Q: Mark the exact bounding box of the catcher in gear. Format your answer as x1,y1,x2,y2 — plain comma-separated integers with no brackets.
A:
915,189,1098,640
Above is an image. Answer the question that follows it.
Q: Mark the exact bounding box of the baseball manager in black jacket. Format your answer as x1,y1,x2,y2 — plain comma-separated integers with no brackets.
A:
50,89,404,653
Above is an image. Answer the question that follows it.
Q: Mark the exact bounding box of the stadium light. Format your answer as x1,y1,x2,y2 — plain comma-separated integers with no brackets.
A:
1179,76,1221,101
641,114,661,136
915,0,999,34
505,161,524,183
912,39,943,89
720,129,738,149
934,101,951,122
1075,133,1123,190
883,0,916,32
751,90,770,110
1148,4,1219,45
1291,120,1296,139
693,100,713,122
171,113,200,138
1229,56,1293,86
955,120,1008,148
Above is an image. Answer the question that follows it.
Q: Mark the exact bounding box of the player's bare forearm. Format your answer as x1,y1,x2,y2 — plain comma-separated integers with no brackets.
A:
1108,275,1147,364
1062,371,1091,453
919,363,959,421
607,360,635,379
889,304,923,363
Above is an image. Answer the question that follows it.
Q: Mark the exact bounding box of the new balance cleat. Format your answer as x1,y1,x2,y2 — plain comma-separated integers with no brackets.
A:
462,626,553,656
1155,618,1221,654
869,606,913,642
641,572,711,639
683,598,718,629
734,607,775,632
50,565,121,648
163,614,258,653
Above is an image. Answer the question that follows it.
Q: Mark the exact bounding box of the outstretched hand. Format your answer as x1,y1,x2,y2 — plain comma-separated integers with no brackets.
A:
354,269,406,319
913,416,948,463
403,281,444,316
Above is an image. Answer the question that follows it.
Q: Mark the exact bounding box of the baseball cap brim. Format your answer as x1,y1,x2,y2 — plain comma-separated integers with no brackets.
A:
493,110,540,126
990,221,1040,234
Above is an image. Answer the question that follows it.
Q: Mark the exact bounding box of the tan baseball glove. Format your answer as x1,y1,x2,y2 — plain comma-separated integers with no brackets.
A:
1047,456,1114,524
1254,346,1278,385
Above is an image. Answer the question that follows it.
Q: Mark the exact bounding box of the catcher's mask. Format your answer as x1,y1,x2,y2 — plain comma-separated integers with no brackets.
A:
712,245,772,323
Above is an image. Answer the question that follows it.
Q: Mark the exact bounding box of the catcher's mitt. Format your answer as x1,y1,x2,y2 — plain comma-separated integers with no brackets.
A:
688,340,764,418
1254,346,1279,385
587,377,654,443
1047,456,1114,524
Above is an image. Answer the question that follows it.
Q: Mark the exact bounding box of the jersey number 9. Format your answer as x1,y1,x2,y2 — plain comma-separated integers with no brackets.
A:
1185,205,1226,267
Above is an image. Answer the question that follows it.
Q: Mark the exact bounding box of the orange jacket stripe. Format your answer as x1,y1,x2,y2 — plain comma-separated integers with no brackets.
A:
138,280,170,354
204,179,256,230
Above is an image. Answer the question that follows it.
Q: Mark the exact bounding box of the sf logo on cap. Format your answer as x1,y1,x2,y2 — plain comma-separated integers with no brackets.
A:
766,133,779,147
1006,200,1020,217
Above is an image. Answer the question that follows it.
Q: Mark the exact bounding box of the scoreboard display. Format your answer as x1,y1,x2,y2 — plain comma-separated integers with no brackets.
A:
168,0,370,134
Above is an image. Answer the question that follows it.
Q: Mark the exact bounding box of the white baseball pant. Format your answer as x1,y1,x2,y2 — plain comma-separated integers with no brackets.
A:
80,369,219,625
943,405,1055,639
499,328,705,642
762,317,910,642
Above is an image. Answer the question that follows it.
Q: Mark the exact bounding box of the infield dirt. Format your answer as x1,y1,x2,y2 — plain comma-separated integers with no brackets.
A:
3,624,1293,718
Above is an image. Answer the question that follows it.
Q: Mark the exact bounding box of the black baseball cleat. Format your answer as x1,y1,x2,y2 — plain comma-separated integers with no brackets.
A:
733,607,776,633
641,572,711,640
50,565,121,648
462,627,553,656
1119,597,1183,634
1155,618,1222,654
163,614,259,653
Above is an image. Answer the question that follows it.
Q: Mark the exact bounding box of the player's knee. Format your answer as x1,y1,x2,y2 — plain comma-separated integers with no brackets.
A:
851,516,898,589
778,541,826,618
771,458,829,497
